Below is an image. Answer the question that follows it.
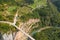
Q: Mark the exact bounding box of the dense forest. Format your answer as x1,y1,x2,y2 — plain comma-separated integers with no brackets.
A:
0,0,60,40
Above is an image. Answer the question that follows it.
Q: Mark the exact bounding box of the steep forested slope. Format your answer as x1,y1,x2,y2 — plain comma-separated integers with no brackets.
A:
0,0,60,40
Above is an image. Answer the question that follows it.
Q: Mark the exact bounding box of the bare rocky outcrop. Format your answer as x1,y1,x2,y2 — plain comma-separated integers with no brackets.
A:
14,19,40,40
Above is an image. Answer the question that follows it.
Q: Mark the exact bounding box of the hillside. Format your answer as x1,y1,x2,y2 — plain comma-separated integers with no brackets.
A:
0,0,60,40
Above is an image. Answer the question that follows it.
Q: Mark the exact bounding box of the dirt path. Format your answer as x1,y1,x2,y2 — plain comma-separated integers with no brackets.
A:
32,26,60,35
14,19,40,40
0,13,35,40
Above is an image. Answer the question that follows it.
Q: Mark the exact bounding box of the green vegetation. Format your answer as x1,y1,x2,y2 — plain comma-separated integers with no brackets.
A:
0,0,60,40
32,28,60,40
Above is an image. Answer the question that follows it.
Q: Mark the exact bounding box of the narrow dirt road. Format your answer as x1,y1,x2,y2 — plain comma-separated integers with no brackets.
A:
14,19,40,40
